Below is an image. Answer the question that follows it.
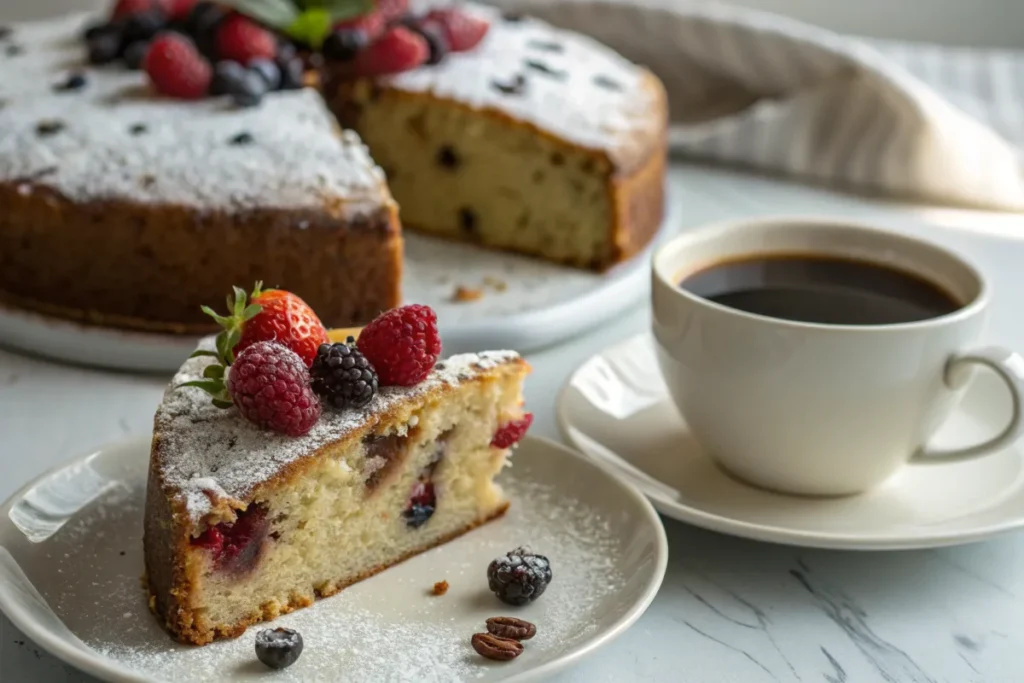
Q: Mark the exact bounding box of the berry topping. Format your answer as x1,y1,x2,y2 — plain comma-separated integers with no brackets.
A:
403,480,436,529
182,0,225,58
248,57,281,90
487,547,552,606
216,13,277,65
277,54,305,90
333,11,385,40
112,0,158,19
322,28,370,62
255,627,304,670
375,0,409,22
122,9,167,46
122,40,151,69
424,8,489,53
237,288,330,367
86,29,123,65
143,33,212,100
311,340,379,409
352,26,428,77
232,69,268,107
164,0,197,22
491,413,533,448
192,503,269,573
228,341,321,436
357,304,441,386
412,21,449,65
209,59,246,95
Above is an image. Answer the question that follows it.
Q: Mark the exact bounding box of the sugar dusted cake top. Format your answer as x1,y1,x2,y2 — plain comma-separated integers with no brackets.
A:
0,14,391,215
378,3,665,170
153,338,521,523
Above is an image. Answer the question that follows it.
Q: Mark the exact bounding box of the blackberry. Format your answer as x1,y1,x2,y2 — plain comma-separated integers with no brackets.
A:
311,341,379,409
122,40,150,70
255,627,303,670
487,547,552,606
322,29,368,62
87,30,122,65
121,9,166,47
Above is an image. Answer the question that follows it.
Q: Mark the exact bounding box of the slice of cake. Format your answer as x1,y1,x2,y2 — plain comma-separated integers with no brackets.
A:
326,3,667,270
143,293,531,645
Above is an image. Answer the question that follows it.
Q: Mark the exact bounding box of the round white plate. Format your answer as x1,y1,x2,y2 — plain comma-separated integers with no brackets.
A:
0,208,670,372
0,435,666,683
557,333,1024,550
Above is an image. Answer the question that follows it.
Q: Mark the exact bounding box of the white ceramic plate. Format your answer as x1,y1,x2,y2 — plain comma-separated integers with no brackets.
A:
0,208,670,372
0,435,667,683
557,333,1024,550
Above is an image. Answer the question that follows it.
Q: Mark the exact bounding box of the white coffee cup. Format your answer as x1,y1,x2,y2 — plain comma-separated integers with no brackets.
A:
651,217,1024,496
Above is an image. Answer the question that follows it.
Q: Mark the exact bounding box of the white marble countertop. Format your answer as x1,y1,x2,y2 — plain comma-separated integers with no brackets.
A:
4,165,1024,682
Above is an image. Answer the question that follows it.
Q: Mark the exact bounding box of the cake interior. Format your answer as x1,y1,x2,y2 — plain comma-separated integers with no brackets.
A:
337,85,616,269
182,367,522,639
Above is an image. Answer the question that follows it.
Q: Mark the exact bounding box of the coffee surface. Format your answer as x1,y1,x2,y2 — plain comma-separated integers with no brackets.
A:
679,255,961,325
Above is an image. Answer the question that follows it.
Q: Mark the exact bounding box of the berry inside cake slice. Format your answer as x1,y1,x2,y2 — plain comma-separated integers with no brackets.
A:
144,296,530,645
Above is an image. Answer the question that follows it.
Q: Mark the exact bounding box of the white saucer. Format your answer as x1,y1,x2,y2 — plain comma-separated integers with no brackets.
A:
0,435,666,683
557,333,1024,550
0,212,670,372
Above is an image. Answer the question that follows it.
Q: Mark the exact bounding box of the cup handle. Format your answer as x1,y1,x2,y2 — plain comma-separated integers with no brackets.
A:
913,346,1024,462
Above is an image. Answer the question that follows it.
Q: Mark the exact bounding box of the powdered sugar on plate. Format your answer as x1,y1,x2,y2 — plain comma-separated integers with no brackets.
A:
0,437,664,683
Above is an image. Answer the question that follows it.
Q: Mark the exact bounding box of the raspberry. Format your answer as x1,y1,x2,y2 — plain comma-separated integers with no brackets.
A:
491,413,533,448
310,341,379,409
143,33,212,100
424,8,489,52
216,13,276,65
353,26,428,77
487,547,552,606
238,289,330,368
375,0,409,22
227,341,321,436
112,0,158,19
164,0,196,21
191,503,269,573
357,304,441,386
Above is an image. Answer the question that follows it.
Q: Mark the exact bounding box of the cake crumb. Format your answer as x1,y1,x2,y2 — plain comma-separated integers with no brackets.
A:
432,580,450,596
453,285,484,302
483,276,508,292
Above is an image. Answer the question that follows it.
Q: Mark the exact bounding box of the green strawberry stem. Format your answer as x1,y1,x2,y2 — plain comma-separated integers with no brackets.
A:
177,282,265,409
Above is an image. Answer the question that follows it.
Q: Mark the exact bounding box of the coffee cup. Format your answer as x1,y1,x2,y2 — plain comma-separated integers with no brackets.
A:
651,217,1024,496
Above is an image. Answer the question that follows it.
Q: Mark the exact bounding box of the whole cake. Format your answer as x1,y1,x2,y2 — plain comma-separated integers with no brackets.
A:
144,288,532,644
0,0,666,332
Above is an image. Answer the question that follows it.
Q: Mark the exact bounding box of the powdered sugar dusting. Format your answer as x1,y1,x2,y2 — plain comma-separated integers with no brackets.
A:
155,338,520,523
22,443,650,683
383,2,662,167
0,14,389,215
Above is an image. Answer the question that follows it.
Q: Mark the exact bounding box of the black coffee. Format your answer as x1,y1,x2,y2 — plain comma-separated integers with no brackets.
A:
679,254,961,325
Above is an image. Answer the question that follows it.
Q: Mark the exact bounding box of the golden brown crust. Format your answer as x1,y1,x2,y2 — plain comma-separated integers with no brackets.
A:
144,358,530,645
0,183,403,333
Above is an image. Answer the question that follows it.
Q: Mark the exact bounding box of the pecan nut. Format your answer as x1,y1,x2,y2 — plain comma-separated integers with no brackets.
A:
471,633,524,661
485,616,537,641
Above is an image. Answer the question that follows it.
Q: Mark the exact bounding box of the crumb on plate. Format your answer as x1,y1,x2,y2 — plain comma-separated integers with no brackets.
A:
432,580,450,596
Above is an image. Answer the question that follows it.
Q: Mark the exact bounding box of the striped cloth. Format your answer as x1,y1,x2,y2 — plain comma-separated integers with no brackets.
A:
489,0,1024,212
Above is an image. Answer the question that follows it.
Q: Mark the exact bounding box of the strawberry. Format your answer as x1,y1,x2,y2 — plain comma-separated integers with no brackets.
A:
353,26,428,77
376,0,409,22
163,0,197,21
237,287,330,368
216,13,277,65
112,0,158,19
333,11,386,40
144,33,212,100
424,8,489,52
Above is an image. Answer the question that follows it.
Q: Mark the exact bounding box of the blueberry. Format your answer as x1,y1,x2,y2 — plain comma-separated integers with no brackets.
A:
276,39,298,63
87,31,122,65
255,627,303,670
231,70,267,108
322,29,367,62
249,58,281,91
412,22,448,65
277,55,304,90
403,503,435,528
487,547,552,606
122,40,150,70
210,60,246,96
121,9,166,47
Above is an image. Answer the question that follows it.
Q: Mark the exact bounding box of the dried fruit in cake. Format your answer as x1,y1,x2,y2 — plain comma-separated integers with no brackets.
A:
310,340,379,409
491,413,533,448
255,627,304,670
357,304,441,386
487,547,552,606
216,13,276,65
144,33,212,100
237,288,331,367
192,504,270,572
228,341,322,436
352,26,428,77
424,8,489,53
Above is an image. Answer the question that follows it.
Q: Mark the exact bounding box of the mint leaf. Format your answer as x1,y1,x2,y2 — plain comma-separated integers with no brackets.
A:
219,0,299,30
